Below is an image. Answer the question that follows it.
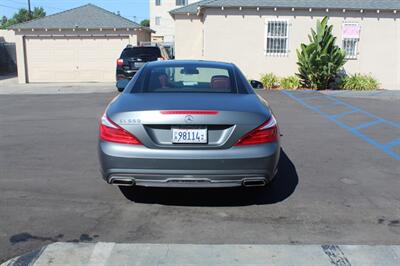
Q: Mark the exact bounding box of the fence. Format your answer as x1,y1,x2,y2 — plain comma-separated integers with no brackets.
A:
0,42,16,74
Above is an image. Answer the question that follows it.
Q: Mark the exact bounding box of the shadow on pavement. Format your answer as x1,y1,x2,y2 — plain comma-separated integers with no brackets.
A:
119,149,298,207
0,72,17,81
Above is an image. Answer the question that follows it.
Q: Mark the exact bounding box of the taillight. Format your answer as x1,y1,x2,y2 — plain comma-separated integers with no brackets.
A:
116,74,125,80
235,115,279,146
116,58,124,66
99,113,142,145
157,56,165,61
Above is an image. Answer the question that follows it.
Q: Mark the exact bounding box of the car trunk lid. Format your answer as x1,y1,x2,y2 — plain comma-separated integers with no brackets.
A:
107,93,271,149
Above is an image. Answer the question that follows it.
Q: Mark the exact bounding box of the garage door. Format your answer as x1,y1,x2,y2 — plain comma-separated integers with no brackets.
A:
25,36,130,82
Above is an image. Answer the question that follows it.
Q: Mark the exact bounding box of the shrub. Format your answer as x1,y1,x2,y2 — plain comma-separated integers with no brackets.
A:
296,17,346,90
341,74,380,91
260,73,279,89
280,76,301,89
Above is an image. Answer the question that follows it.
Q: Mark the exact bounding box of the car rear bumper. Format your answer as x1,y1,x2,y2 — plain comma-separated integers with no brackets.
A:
116,69,139,80
98,141,280,188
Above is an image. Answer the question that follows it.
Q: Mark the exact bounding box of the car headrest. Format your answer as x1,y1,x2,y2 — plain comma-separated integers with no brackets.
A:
211,75,230,90
149,72,169,89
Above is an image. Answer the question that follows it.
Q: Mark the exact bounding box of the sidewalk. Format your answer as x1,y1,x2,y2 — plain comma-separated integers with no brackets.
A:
0,75,115,94
2,243,400,266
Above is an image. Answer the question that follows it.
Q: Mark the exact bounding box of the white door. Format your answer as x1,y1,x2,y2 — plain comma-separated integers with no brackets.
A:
25,36,130,82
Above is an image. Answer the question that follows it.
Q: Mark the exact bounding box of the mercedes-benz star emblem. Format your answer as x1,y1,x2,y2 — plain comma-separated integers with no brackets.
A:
184,115,194,123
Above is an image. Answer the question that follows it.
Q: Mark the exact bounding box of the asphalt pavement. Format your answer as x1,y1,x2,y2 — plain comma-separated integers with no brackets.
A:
0,89,399,263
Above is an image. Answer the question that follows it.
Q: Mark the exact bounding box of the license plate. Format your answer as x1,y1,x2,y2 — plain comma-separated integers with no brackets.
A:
134,62,145,68
172,127,207,144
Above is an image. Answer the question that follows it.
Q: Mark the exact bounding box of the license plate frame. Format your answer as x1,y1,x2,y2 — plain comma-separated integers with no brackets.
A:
172,127,208,144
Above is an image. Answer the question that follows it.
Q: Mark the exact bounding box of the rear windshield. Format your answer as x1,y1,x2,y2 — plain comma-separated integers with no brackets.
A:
121,47,161,58
131,65,237,93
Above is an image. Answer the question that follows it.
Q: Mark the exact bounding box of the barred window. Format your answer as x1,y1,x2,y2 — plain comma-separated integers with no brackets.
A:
266,20,289,55
176,0,188,6
343,38,358,59
342,23,360,59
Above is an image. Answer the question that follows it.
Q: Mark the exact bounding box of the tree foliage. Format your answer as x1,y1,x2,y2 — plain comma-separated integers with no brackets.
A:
296,17,346,90
140,19,150,27
1,7,46,29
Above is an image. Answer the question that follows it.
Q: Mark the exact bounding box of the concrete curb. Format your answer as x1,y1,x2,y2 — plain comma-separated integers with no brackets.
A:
2,243,400,266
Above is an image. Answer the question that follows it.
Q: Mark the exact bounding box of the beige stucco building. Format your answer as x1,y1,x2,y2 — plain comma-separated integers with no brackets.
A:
0,30,16,43
11,4,152,83
150,0,198,43
171,0,400,90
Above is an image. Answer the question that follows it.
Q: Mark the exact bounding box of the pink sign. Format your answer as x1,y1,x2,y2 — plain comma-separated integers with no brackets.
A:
343,24,361,39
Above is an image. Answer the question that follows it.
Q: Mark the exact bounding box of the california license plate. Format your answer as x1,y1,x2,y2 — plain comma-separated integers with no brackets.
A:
134,62,145,68
172,127,207,144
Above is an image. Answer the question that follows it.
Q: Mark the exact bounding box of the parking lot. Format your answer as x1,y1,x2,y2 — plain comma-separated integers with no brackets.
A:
0,88,399,263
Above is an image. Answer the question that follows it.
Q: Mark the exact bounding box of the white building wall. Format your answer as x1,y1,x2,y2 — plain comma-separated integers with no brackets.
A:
0,29,16,43
150,0,198,43
174,8,400,90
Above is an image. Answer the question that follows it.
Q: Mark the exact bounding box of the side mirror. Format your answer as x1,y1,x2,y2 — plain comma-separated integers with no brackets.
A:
250,80,264,89
116,79,129,92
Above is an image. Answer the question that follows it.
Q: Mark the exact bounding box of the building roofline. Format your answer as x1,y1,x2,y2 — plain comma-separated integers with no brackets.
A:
10,4,155,32
170,0,400,17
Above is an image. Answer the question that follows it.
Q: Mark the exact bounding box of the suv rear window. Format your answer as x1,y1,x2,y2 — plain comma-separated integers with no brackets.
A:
121,47,161,58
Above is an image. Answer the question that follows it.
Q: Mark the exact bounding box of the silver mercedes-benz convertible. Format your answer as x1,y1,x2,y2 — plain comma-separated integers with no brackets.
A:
98,60,280,188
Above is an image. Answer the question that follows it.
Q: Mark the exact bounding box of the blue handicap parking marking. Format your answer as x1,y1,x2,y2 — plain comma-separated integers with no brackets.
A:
317,103,354,116
336,113,382,129
384,139,400,149
328,109,358,119
282,90,400,161
301,95,336,107
353,119,384,130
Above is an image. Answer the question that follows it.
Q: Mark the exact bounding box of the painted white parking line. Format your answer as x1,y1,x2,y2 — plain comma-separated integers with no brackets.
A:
2,243,400,266
32,242,95,266
88,242,115,266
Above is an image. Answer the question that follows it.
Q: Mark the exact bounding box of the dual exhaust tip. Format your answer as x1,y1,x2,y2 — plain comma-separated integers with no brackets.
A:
109,177,135,187
242,178,267,187
108,176,267,187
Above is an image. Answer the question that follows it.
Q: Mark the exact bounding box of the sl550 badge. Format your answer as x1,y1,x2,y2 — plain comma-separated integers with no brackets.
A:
119,118,141,125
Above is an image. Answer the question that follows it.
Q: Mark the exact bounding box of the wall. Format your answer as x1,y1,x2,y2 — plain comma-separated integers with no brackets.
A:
174,14,204,58
0,29,16,43
174,8,400,90
150,0,197,43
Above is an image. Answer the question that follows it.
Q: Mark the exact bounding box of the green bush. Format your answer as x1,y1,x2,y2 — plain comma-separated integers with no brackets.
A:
260,73,279,89
341,74,380,91
280,76,301,89
296,17,346,90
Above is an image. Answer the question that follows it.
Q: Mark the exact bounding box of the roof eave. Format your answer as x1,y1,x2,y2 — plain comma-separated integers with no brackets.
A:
10,25,154,32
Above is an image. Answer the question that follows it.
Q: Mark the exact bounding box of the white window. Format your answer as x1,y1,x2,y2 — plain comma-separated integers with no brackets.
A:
155,0,161,6
342,23,361,59
343,39,358,59
176,0,188,6
265,20,289,55
155,16,161,25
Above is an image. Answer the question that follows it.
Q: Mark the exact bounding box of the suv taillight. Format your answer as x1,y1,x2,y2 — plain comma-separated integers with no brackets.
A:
116,58,124,66
157,56,166,61
100,113,142,145
235,115,278,146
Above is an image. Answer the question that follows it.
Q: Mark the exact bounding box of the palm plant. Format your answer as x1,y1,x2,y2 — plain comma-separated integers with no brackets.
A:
296,17,346,90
